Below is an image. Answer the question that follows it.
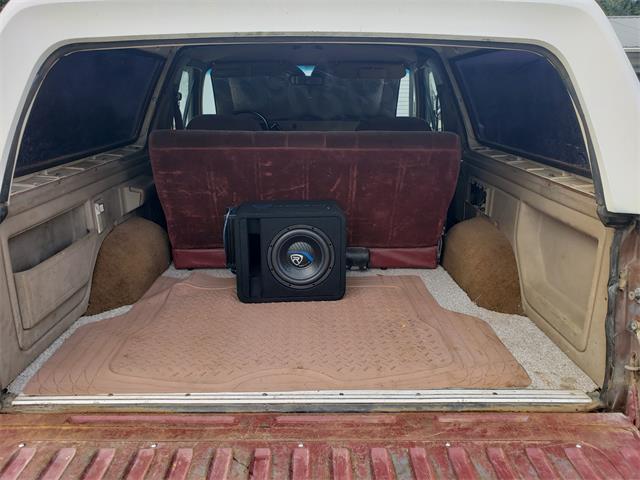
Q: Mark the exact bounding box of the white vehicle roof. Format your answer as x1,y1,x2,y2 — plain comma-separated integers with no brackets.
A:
1,0,639,214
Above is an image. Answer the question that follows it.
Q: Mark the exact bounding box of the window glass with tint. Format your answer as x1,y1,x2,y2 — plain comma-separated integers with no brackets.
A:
212,63,403,121
396,69,414,117
453,49,589,175
202,68,217,114
423,60,443,131
177,66,198,126
16,49,163,177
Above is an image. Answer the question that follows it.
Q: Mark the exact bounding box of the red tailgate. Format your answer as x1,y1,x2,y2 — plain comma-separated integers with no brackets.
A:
1,412,640,479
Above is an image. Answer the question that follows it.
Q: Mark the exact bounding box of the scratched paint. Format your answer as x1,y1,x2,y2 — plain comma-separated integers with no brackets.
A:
1,412,639,479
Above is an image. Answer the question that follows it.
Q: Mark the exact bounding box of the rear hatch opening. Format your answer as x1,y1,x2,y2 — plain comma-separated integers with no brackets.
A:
0,39,621,414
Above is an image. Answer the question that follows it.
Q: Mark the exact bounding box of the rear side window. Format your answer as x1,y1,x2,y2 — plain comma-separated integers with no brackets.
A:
423,59,444,131
396,69,415,117
15,49,163,177
176,66,198,127
453,50,589,175
202,68,217,114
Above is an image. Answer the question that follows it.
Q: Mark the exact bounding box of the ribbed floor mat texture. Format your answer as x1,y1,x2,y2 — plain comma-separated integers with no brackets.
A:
24,274,530,394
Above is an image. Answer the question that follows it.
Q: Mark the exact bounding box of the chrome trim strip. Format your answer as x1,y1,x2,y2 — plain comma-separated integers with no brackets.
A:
13,389,593,406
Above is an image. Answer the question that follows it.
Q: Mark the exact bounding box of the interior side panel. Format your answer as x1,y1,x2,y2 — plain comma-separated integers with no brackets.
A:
0,156,151,389
456,154,613,385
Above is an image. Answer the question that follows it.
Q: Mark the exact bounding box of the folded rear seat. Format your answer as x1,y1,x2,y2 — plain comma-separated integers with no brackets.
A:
149,130,461,269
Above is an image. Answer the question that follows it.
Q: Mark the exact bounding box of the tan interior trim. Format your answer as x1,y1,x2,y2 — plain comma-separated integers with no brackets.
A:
0,156,150,389
458,152,613,385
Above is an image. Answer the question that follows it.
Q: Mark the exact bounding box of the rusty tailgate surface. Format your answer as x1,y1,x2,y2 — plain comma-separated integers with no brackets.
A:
1,412,639,479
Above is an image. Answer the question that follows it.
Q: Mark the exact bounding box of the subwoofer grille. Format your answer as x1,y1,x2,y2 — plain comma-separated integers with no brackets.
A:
268,226,334,289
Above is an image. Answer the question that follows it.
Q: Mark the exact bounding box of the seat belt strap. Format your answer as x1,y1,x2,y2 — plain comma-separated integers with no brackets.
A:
173,92,184,130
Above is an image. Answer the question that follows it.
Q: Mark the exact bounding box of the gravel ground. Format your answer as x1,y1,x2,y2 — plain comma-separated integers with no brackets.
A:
8,266,597,394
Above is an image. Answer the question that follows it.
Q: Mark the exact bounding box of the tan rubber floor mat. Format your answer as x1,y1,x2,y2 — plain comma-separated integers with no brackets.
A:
25,273,530,394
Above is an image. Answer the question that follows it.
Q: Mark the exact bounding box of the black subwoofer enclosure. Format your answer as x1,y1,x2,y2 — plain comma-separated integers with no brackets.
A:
224,200,346,303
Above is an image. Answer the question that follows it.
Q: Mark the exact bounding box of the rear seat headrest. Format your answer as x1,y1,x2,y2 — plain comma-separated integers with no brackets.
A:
356,117,431,131
186,114,263,131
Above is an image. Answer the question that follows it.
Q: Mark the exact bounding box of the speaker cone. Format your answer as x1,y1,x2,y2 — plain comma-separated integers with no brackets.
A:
268,225,334,289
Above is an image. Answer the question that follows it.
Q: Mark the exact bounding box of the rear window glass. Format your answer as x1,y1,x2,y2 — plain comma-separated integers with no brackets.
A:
453,49,590,175
15,49,163,177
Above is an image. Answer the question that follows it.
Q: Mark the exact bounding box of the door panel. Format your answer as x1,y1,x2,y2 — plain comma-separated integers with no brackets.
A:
457,152,613,385
0,154,151,389
13,231,98,333
517,203,604,351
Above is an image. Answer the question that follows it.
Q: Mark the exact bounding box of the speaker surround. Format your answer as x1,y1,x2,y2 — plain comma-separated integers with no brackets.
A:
225,201,346,303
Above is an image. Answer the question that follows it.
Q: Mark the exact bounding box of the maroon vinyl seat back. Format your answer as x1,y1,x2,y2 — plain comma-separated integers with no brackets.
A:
149,130,461,269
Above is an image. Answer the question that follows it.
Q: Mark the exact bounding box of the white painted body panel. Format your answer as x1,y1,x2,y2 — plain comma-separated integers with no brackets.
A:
0,0,638,213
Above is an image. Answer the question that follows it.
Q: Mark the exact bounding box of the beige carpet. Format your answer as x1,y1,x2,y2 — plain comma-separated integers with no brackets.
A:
86,216,171,315
24,274,530,395
443,216,523,314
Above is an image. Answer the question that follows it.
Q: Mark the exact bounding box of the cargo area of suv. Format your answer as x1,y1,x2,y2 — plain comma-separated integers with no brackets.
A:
0,40,623,411
4,0,640,476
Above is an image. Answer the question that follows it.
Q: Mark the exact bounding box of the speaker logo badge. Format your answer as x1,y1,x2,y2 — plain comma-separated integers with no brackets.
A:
290,253,304,266
288,250,313,268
